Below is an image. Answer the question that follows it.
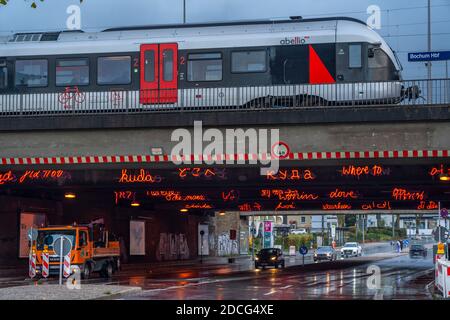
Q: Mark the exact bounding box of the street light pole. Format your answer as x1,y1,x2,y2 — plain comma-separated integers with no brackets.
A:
183,0,186,24
427,0,432,101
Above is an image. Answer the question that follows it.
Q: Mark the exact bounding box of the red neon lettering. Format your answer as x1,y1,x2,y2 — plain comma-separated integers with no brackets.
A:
329,188,358,199
392,188,425,201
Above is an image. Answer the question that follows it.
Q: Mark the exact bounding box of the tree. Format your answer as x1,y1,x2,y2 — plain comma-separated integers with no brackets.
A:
0,0,83,9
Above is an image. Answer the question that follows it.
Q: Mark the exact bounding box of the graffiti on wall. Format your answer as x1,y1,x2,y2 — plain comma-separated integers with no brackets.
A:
156,233,190,261
217,232,238,256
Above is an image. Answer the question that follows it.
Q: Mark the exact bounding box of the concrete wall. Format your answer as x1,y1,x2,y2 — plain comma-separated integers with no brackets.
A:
0,196,62,265
0,122,449,160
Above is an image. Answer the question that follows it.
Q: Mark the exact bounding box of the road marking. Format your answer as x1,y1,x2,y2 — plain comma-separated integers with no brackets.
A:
264,290,277,296
280,285,293,290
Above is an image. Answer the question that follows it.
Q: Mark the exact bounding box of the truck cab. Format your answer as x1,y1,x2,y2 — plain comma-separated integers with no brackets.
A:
32,224,120,279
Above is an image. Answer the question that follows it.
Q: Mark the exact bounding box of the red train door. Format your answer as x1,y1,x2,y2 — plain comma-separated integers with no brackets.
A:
140,43,178,104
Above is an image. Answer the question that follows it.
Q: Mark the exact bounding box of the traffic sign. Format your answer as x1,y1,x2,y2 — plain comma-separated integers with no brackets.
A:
53,236,72,257
299,245,308,255
437,243,445,255
441,208,449,219
434,226,449,242
408,51,450,62
27,228,38,241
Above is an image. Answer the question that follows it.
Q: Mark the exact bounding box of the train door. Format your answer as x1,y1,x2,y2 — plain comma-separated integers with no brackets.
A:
140,43,178,104
0,59,7,90
336,43,365,83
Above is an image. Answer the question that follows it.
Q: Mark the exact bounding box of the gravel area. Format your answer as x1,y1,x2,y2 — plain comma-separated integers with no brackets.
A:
0,283,141,300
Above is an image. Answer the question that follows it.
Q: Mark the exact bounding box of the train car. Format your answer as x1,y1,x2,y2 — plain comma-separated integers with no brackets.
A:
0,17,417,113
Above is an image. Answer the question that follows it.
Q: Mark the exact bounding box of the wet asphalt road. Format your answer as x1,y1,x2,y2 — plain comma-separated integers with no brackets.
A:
0,243,435,299
121,251,434,300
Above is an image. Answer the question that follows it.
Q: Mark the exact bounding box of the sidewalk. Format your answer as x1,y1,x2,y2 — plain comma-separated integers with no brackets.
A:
0,283,141,300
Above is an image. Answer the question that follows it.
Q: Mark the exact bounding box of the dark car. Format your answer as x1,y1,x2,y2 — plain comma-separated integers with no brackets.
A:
314,246,337,262
255,248,285,269
409,244,427,258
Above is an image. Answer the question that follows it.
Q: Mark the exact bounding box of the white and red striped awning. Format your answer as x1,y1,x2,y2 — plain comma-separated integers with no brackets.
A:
0,149,448,166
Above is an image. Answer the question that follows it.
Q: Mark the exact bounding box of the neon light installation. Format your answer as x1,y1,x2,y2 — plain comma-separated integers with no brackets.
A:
340,165,389,178
329,188,358,199
266,169,316,181
261,189,319,201
361,201,392,210
392,188,425,201
118,169,162,184
322,203,352,210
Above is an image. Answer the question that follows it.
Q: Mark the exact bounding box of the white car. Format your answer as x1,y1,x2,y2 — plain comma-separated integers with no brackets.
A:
290,228,307,235
340,242,362,257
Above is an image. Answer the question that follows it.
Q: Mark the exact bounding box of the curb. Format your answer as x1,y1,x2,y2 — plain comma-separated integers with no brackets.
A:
93,287,142,300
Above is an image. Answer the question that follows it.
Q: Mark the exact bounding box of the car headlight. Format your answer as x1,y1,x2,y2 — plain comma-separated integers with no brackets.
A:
271,256,276,261
255,257,259,261
327,252,331,256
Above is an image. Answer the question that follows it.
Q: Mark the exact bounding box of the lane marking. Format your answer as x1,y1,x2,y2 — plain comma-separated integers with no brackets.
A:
280,285,293,290
264,290,277,296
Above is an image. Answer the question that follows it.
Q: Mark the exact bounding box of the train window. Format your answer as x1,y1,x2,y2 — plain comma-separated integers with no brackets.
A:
231,50,267,73
163,49,174,81
56,58,89,86
368,49,389,69
15,59,48,87
349,44,362,68
144,50,155,82
187,53,222,82
0,62,6,89
97,56,131,85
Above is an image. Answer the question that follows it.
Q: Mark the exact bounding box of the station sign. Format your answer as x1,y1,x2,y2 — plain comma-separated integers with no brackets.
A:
408,51,450,62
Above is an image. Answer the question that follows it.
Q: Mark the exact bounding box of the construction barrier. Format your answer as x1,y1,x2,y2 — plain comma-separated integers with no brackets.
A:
28,251,36,278
435,257,450,298
63,252,71,278
41,251,49,278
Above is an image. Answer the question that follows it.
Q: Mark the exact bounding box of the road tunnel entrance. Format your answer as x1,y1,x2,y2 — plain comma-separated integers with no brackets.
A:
0,158,449,265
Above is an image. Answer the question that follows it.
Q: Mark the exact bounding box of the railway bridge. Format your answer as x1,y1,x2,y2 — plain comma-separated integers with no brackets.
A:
0,80,449,263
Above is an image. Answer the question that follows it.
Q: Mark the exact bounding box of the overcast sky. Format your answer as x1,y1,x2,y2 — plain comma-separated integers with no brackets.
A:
0,0,449,79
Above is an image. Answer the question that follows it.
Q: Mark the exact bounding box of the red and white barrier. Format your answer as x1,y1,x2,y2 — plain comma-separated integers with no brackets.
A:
41,251,49,278
435,257,450,298
63,252,71,278
29,252,36,278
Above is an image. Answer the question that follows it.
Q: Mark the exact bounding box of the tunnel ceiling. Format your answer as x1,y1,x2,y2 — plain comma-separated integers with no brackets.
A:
1,161,450,213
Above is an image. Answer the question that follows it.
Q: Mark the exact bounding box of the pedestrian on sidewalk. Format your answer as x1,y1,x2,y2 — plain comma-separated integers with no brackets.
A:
399,240,404,251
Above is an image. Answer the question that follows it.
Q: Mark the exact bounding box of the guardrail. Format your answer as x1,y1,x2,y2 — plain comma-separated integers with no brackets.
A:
0,78,449,117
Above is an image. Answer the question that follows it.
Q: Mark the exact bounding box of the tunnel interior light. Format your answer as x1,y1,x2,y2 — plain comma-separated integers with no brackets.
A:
131,201,140,207
64,192,76,199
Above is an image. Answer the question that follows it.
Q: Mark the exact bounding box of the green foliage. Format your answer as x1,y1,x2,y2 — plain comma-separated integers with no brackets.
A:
347,227,407,242
274,234,313,251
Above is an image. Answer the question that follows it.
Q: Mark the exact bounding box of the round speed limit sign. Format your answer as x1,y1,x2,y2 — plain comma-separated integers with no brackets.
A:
271,141,290,159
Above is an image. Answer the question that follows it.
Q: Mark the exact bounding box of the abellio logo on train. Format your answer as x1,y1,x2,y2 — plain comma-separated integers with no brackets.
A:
280,36,309,45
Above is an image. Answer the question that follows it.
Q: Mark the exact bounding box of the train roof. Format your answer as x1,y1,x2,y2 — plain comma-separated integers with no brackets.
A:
0,16,399,70
102,16,367,32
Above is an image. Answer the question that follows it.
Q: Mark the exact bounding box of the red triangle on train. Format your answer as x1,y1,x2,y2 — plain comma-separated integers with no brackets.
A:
309,45,336,84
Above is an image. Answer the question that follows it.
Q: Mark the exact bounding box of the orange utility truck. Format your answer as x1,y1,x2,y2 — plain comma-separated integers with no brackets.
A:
31,224,120,279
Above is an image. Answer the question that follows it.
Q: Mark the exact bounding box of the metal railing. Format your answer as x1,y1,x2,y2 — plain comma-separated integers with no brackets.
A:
0,78,449,117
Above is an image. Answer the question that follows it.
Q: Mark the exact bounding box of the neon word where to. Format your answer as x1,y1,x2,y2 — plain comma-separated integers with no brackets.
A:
340,165,389,178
